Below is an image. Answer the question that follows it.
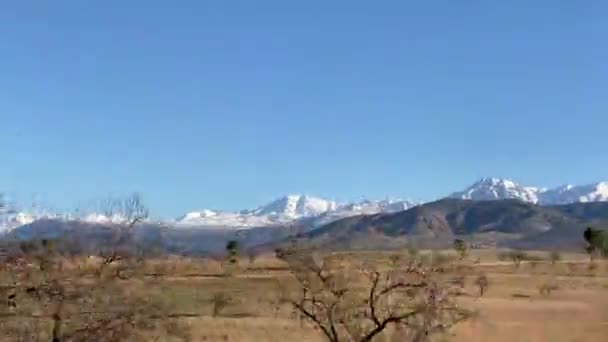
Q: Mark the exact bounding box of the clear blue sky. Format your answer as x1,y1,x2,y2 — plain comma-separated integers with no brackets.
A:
1,1,606,217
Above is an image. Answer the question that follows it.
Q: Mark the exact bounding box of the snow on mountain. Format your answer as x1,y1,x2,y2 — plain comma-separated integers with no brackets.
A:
449,177,540,203
0,212,37,232
174,195,338,228
173,196,417,229
242,195,337,218
308,199,418,226
3,179,607,233
174,210,276,228
538,182,608,205
450,178,608,206
81,213,132,224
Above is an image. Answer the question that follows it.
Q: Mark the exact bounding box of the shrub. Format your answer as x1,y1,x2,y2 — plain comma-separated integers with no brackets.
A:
212,292,232,317
539,281,559,296
549,251,561,264
474,274,489,297
453,239,468,260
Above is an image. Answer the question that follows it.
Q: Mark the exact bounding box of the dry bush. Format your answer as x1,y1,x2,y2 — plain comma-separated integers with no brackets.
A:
497,250,528,267
211,292,232,317
278,246,473,342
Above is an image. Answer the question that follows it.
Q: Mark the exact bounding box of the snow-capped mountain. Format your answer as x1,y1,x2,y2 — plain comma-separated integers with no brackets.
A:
0,212,38,232
537,182,608,205
175,195,337,228
307,198,418,227
449,177,541,203
241,195,338,218
3,178,607,233
173,195,417,229
449,178,608,206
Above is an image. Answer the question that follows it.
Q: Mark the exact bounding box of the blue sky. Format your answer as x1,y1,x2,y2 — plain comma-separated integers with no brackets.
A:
0,1,606,217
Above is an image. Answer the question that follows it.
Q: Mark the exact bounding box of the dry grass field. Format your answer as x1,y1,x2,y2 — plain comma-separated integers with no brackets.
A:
2,248,607,341
134,250,608,342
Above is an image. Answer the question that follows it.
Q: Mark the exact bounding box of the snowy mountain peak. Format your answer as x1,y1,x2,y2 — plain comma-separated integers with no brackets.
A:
243,195,337,219
538,181,608,205
450,177,539,203
178,210,217,221
450,178,608,206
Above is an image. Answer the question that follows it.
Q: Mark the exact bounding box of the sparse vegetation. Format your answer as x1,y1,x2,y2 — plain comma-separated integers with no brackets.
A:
1,213,607,342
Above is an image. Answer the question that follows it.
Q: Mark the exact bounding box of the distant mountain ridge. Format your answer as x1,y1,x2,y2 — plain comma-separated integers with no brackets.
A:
173,195,417,228
8,198,608,254
2,177,607,232
284,199,608,251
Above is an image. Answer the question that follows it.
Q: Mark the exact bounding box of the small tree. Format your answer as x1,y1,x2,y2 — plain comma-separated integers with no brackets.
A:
474,274,489,297
226,240,239,264
583,227,608,261
453,239,468,260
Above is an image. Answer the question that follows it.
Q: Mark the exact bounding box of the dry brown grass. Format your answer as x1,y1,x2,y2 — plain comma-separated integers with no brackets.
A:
172,251,608,342
2,249,607,341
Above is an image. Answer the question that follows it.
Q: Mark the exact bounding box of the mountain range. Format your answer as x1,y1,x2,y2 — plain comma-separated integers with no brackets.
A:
2,177,607,233
280,199,608,252
171,177,608,229
172,195,417,229
449,177,608,205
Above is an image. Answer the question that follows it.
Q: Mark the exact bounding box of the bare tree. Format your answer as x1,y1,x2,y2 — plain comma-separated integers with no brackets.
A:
279,247,473,342
0,193,190,342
